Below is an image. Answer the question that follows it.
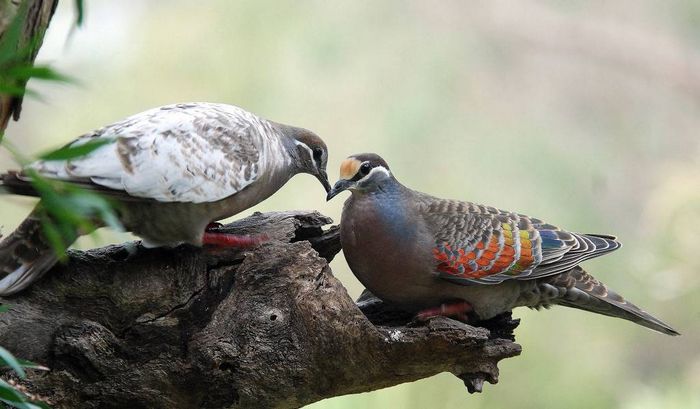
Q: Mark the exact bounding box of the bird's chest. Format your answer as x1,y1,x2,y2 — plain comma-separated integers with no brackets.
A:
341,196,415,256
340,195,435,304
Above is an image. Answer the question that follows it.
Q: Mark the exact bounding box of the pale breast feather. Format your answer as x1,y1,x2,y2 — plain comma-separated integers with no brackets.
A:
28,103,273,203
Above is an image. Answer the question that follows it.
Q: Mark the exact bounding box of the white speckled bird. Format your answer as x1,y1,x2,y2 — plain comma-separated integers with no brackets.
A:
0,102,331,296
327,153,679,336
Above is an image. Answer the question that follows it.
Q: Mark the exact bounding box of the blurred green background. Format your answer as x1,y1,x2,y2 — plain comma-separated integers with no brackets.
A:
1,1,699,408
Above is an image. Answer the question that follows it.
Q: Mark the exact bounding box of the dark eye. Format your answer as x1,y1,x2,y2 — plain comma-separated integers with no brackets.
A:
359,162,371,175
312,147,323,160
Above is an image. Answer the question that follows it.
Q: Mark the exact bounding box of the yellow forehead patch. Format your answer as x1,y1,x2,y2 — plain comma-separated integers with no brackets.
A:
339,158,361,180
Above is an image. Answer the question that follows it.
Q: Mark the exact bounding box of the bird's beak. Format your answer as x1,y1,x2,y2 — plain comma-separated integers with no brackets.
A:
326,179,352,201
316,169,332,193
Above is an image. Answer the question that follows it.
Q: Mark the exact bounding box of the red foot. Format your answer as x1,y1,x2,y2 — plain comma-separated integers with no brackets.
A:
202,232,269,248
416,300,473,322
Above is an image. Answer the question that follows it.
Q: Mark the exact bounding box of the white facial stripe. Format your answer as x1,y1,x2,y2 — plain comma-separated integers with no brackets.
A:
358,166,391,182
294,140,317,168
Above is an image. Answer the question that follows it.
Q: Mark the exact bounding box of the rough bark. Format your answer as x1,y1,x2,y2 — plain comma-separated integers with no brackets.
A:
0,211,521,408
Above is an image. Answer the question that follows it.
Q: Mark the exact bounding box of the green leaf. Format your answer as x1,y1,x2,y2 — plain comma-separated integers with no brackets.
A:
0,3,27,65
6,65,74,83
0,361,48,372
38,138,113,161
0,382,26,403
0,390,46,409
0,304,9,313
7,164,121,259
15,359,49,372
0,400,26,409
0,83,29,96
18,169,122,258
0,346,26,379
38,219,67,261
67,191,122,231
75,0,84,27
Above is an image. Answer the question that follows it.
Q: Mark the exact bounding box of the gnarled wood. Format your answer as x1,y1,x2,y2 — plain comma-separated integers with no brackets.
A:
0,211,520,408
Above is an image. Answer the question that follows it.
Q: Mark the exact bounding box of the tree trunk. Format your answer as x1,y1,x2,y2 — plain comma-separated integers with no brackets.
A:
0,211,521,408
0,0,58,132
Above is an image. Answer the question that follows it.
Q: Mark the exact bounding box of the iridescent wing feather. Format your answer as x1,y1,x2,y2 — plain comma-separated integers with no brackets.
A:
420,194,621,285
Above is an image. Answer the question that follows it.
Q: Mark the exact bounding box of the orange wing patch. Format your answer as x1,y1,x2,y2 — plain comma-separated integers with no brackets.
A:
434,223,537,279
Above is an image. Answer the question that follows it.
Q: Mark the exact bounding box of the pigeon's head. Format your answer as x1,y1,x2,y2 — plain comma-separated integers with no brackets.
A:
284,127,331,193
326,153,393,201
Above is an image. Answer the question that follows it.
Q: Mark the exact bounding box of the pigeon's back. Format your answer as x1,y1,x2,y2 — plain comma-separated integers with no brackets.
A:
30,102,277,204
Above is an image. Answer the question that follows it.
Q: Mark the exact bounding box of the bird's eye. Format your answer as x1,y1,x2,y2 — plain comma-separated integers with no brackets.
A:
313,147,323,160
359,162,371,175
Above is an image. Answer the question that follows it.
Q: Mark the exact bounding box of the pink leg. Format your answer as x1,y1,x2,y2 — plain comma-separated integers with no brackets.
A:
416,300,473,322
202,232,269,248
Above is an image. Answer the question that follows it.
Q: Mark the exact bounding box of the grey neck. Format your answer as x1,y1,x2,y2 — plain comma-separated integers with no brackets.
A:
358,176,404,199
273,124,306,172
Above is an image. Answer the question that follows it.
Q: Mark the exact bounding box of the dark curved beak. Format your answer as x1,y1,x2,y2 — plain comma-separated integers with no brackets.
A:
316,169,332,193
326,179,352,201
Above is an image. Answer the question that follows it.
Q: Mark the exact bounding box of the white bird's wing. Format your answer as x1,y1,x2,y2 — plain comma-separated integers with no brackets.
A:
29,103,275,203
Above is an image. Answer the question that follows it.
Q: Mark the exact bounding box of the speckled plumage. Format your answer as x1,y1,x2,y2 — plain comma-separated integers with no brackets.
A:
0,102,330,296
30,103,290,203
330,153,678,336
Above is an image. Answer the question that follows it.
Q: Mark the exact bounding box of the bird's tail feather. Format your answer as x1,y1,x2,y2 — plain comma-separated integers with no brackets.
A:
549,267,679,336
0,171,40,197
0,205,77,296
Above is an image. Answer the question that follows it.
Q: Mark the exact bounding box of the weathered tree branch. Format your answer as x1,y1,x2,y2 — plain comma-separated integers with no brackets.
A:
0,211,521,408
